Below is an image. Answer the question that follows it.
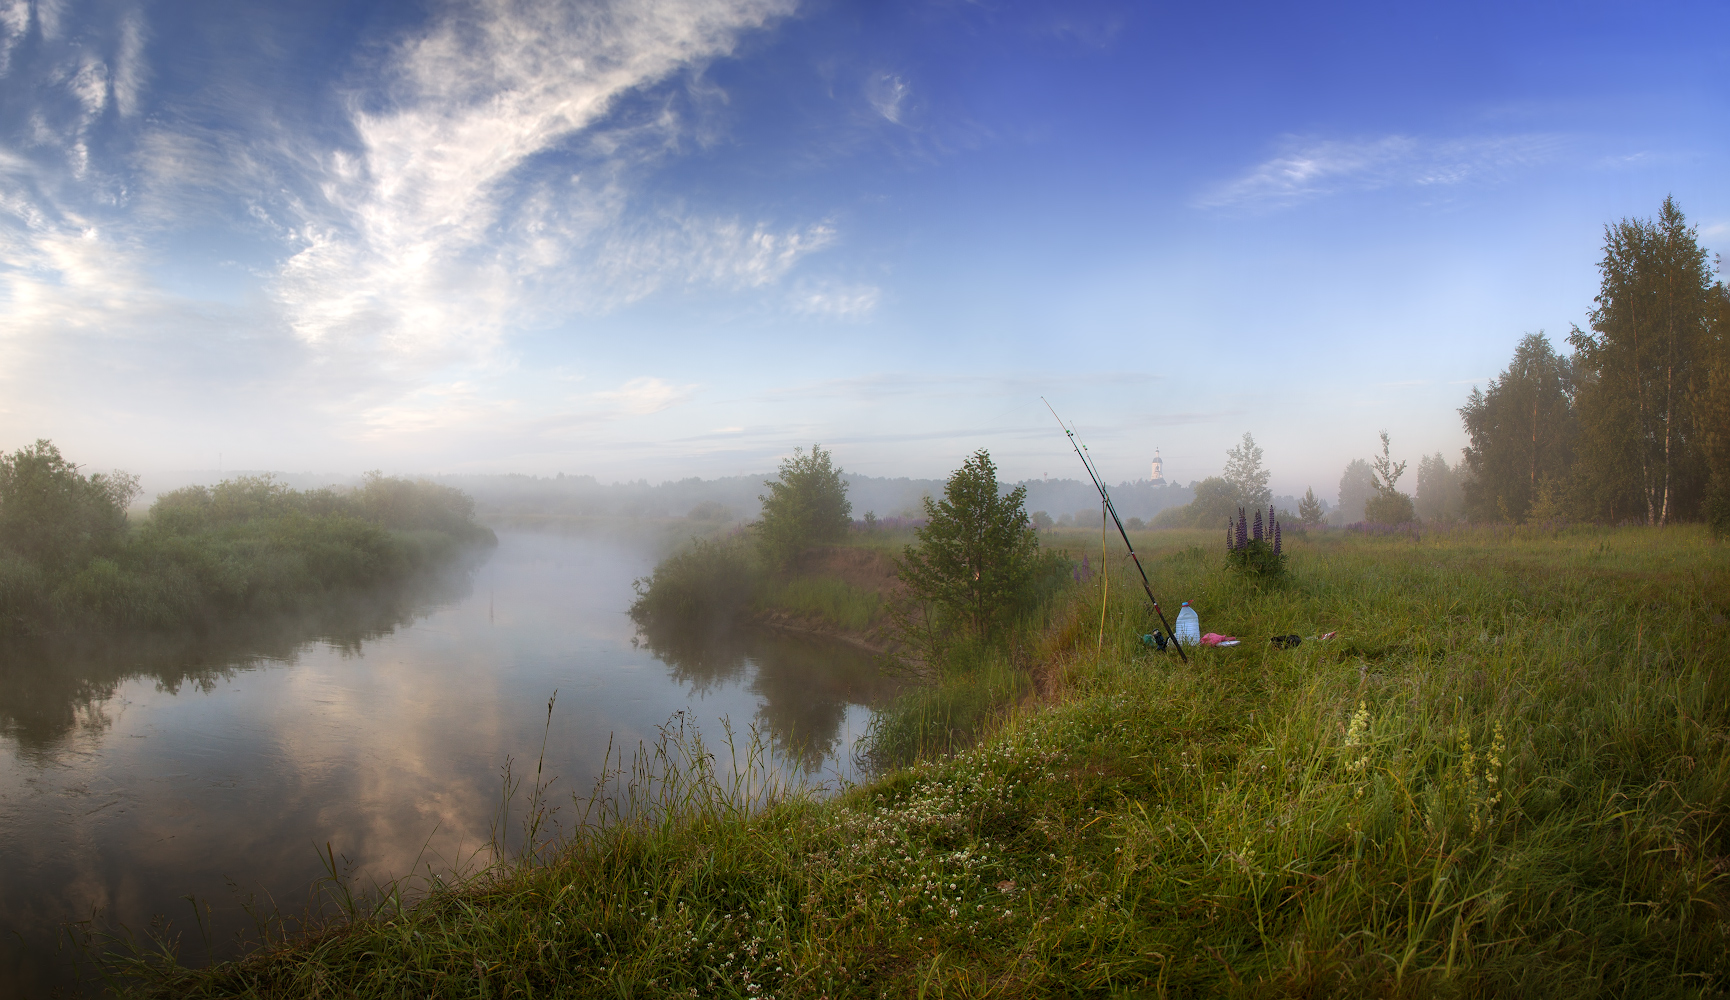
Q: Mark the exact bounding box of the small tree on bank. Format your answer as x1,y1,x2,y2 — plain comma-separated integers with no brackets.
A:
1298,488,1324,527
897,449,1039,642
756,444,851,566
1364,431,1416,524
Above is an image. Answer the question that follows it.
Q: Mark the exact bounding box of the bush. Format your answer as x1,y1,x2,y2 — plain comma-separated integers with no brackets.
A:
148,473,488,540
0,445,492,637
0,439,138,566
629,537,760,633
1364,490,1416,524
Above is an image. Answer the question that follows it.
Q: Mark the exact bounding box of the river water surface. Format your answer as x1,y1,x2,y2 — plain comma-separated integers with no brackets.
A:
0,531,900,996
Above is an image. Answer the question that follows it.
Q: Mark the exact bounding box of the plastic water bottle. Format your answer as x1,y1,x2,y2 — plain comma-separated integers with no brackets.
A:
1174,601,1200,647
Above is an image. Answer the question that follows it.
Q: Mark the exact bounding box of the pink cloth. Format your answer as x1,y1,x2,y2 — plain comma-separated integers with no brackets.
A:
1200,632,1240,647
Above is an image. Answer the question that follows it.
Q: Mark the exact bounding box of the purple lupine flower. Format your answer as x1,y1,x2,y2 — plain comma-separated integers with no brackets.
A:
1274,520,1282,556
1253,508,1263,542
1235,508,1248,550
1269,505,1277,538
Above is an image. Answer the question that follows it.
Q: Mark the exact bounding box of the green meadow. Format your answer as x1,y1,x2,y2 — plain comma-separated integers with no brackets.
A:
112,525,1730,998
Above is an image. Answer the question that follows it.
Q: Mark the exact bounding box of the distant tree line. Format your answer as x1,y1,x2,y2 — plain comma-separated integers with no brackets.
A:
0,441,492,636
1459,197,1728,528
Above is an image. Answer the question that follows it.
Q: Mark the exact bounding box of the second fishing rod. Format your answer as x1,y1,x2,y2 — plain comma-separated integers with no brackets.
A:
1043,399,1188,665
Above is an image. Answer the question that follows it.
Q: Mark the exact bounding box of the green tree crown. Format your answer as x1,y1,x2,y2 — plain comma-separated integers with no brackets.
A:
1223,432,1273,511
757,444,852,566
896,449,1039,641
0,440,139,568
1568,196,1714,525
1458,332,1576,523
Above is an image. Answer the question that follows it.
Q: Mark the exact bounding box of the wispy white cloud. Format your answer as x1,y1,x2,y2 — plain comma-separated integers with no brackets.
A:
790,280,879,319
591,376,698,415
112,9,146,117
1197,133,1565,210
0,1,30,77
1,0,847,461
272,0,810,375
865,72,910,124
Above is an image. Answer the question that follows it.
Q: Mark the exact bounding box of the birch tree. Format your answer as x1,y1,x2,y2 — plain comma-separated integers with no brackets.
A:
1569,197,1714,525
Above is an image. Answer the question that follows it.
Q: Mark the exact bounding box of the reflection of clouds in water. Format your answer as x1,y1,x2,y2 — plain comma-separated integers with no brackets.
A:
0,532,901,993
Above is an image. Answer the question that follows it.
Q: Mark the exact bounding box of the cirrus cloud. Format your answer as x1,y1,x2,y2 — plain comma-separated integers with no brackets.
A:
1197,132,1566,210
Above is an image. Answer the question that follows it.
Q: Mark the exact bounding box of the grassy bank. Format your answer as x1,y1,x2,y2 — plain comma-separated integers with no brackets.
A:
111,525,1730,997
0,473,494,638
628,529,917,645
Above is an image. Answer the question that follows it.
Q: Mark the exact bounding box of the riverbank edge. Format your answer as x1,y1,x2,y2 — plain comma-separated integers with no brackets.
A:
747,607,899,655
110,526,1730,998
746,541,912,657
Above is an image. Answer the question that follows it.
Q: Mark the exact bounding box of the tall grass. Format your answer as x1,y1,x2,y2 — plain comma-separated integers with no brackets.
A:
758,576,883,632
109,525,1730,997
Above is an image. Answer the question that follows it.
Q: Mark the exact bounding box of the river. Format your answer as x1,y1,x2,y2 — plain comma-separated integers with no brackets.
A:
0,531,901,997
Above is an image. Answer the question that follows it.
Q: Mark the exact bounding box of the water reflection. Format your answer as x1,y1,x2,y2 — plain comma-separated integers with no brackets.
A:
0,567,475,757
0,532,899,996
638,621,903,772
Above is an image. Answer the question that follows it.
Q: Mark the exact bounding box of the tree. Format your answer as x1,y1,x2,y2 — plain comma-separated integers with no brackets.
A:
1569,197,1715,525
1222,432,1273,511
0,440,139,568
1414,453,1464,522
1335,460,1377,524
896,450,1039,641
1151,476,1235,528
1298,488,1324,527
1458,333,1576,522
757,444,852,565
1701,281,1730,537
1364,432,1415,524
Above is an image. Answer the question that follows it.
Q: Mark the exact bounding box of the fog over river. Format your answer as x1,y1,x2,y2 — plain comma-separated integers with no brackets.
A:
0,532,900,997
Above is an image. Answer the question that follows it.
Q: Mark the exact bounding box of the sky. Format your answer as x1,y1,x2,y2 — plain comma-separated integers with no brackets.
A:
1,0,1726,498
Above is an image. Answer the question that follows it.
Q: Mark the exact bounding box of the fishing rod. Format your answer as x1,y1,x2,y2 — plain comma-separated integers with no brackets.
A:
1043,398,1188,664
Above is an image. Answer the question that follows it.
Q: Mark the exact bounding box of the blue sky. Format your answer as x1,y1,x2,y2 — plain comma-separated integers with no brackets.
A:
1,0,1725,497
